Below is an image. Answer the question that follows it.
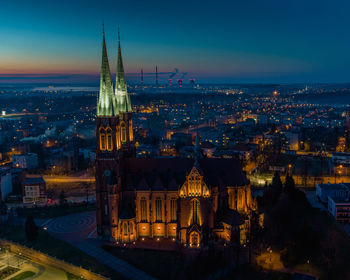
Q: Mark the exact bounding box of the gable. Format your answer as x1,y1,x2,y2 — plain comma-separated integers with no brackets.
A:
179,167,210,198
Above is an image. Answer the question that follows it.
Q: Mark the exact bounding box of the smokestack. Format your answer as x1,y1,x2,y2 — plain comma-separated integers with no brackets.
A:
156,66,158,86
190,78,195,85
168,79,172,87
141,69,144,85
178,79,183,87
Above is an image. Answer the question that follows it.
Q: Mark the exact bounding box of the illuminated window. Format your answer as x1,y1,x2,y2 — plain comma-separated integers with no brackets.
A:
192,199,200,225
229,191,233,209
99,128,106,151
116,127,121,149
107,128,113,151
129,120,133,141
238,190,243,211
155,198,162,221
140,198,147,222
121,122,127,143
124,223,128,236
170,198,177,222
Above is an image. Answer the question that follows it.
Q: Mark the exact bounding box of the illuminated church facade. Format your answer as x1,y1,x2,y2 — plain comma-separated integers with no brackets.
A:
95,28,257,247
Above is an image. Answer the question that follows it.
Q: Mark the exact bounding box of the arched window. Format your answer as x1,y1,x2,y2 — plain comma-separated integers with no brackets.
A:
116,126,121,149
192,199,200,225
140,197,147,222
129,120,133,142
106,128,113,151
130,223,133,235
228,191,233,209
123,223,128,236
155,197,162,222
170,198,177,222
99,128,106,151
238,190,243,211
121,122,127,143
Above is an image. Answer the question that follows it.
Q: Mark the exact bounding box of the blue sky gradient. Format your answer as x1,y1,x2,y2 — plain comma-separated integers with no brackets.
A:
1,0,350,83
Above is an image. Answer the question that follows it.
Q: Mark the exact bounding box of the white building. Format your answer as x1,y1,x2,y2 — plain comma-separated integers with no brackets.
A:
22,176,46,204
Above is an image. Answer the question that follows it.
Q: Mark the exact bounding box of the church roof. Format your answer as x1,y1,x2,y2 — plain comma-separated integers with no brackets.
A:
122,158,249,191
221,209,245,226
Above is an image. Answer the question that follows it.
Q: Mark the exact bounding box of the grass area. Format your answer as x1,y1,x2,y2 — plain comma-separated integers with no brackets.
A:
0,267,19,280
0,226,125,280
66,271,82,280
103,246,185,280
17,204,95,219
9,271,35,280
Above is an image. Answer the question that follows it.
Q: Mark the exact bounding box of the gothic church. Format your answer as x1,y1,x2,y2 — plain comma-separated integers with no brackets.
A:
95,27,256,247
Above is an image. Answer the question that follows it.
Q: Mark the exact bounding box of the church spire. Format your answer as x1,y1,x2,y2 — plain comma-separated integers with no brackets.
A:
97,24,118,116
115,29,132,113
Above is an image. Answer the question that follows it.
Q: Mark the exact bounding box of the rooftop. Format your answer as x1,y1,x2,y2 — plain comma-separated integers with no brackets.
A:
23,176,45,185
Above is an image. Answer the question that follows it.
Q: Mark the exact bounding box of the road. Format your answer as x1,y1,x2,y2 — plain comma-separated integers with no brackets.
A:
43,175,95,183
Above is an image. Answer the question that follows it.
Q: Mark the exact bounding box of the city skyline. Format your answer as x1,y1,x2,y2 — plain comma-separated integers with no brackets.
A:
1,0,350,84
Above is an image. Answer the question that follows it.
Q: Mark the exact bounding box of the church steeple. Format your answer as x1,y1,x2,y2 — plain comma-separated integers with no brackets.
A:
97,24,118,116
115,29,132,113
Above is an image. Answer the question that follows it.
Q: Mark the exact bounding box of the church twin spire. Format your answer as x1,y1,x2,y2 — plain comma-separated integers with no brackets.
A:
97,25,132,117
116,29,132,113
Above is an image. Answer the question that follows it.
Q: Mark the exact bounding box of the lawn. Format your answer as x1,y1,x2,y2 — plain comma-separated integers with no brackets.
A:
9,271,35,280
0,225,125,280
103,246,185,280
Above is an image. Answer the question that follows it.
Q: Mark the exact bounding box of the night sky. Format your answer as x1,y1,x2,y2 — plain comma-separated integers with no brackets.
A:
1,0,350,84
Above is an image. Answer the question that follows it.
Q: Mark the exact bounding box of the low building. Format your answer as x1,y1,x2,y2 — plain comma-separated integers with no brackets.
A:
22,176,47,204
12,153,38,170
231,144,253,162
328,197,350,223
316,183,350,203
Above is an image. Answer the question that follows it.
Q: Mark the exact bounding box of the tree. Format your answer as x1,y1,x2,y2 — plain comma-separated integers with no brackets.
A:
25,216,38,242
284,174,295,194
262,171,283,208
272,171,283,193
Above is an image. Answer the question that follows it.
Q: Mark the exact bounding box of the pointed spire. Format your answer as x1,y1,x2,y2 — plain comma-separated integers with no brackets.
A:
118,25,120,47
115,28,132,113
97,24,118,116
